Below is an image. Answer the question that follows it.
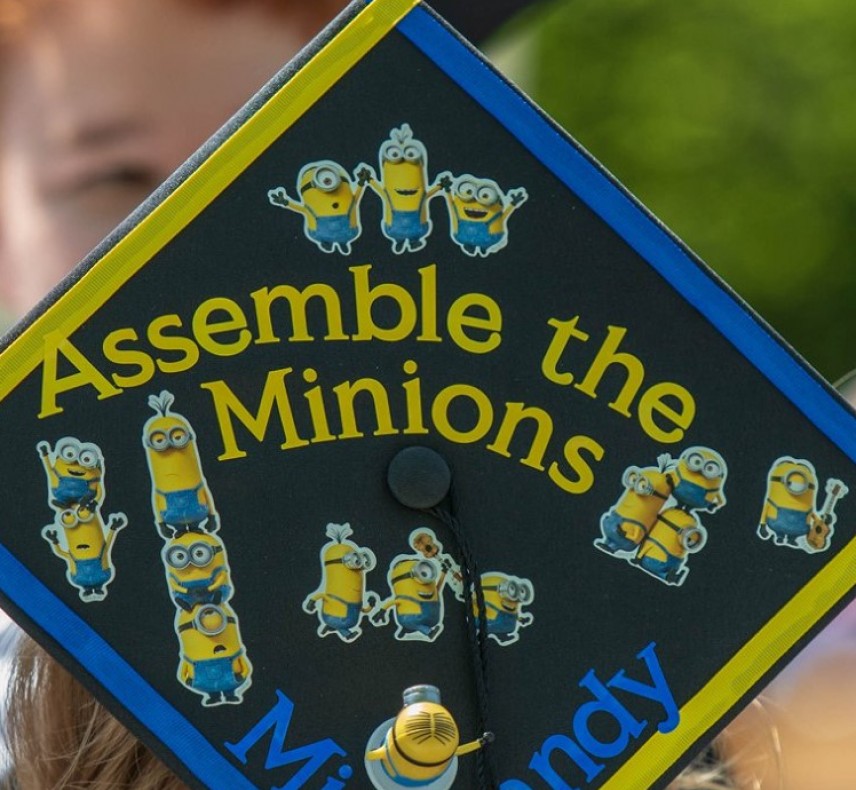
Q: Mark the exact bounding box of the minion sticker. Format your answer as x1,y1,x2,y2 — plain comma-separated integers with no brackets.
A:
163,531,232,612
474,572,534,645
662,447,728,513
38,438,104,510
409,528,464,602
364,685,491,790
634,507,707,587
268,159,368,254
373,533,452,642
303,523,379,643
143,391,217,538
42,504,126,601
758,457,848,552
361,123,443,253
436,170,527,257
595,460,673,555
176,602,251,706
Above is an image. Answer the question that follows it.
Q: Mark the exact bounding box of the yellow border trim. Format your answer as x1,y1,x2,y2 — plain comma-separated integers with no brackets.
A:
603,534,856,788
0,0,419,404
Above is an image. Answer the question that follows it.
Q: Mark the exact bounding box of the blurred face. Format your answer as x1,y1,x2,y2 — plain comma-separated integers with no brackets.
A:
0,0,333,317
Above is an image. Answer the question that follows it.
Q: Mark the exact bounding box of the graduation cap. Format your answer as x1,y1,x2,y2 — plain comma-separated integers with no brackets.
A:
2,1,856,788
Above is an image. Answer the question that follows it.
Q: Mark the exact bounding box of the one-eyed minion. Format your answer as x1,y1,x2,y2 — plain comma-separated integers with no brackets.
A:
268,159,368,254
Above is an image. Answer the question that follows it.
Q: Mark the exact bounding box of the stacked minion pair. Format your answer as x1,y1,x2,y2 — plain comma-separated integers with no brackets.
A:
143,391,251,706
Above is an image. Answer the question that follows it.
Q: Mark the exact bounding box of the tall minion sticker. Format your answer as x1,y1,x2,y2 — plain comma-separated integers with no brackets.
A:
365,685,491,790
474,572,534,645
38,438,103,510
42,503,126,601
634,507,706,586
436,170,527,257
595,461,673,555
373,554,449,642
303,523,378,643
664,447,728,513
758,457,847,552
143,391,217,538
176,602,251,706
362,123,442,253
268,159,368,254
163,531,232,612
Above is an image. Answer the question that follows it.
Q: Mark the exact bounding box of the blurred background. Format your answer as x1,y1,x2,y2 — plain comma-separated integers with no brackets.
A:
440,0,856,388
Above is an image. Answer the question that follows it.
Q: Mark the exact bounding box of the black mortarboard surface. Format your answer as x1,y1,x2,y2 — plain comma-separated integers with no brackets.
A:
2,1,856,788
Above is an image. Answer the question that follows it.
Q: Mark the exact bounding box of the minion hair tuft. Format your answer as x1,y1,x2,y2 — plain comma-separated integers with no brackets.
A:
147,390,175,417
325,523,354,543
391,123,413,145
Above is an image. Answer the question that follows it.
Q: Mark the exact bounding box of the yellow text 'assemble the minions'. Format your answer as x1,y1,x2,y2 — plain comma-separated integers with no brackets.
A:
38,264,696,496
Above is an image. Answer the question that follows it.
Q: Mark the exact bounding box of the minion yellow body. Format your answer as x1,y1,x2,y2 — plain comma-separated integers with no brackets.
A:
366,124,441,253
758,458,823,547
268,160,366,254
177,602,251,706
376,558,446,641
304,523,377,642
143,392,215,537
38,438,103,509
596,465,672,553
365,686,487,790
475,572,534,645
667,447,727,512
164,532,231,612
635,507,705,586
42,504,125,600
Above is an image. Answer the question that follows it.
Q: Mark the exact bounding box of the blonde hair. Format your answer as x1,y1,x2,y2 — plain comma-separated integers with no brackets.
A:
5,635,188,789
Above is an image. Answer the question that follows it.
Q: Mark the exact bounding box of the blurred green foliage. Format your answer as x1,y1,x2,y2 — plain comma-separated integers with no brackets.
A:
514,0,856,382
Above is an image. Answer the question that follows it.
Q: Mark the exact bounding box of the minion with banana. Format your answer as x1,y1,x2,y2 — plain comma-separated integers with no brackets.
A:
303,522,378,643
42,503,126,601
143,391,217,538
268,159,368,254
364,685,492,790
436,170,527,257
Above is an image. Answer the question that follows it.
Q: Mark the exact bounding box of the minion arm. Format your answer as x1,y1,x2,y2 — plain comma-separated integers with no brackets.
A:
455,733,493,756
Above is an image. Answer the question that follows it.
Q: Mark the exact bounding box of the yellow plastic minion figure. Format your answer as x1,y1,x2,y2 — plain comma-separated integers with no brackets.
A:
365,685,490,790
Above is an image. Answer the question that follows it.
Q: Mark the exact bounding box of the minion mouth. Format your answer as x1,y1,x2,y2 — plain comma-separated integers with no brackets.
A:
418,591,433,599
332,202,340,209
395,189,418,196
213,645,227,654
464,208,487,219
502,603,516,613
76,544,90,550
68,469,85,477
